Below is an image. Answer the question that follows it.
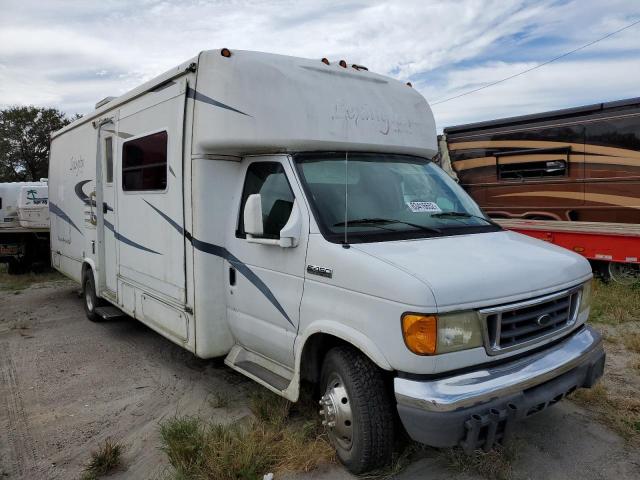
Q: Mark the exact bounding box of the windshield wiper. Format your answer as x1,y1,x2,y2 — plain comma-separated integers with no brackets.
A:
334,218,442,234
430,211,502,228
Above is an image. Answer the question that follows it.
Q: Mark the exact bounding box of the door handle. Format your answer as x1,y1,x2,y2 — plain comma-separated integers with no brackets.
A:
103,203,109,214
229,267,236,286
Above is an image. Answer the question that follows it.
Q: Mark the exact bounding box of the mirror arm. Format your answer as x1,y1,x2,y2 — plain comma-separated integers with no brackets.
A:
246,234,281,246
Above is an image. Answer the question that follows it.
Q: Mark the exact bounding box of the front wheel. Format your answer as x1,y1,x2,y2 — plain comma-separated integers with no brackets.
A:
319,346,395,474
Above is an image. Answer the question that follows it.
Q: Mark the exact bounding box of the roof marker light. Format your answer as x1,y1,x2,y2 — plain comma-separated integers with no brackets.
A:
221,48,232,58
321,58,330,65
406,82,413,87
339,60,347,68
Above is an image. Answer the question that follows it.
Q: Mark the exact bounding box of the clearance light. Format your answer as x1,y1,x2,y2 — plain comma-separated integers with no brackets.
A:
221,48,232,58
573,246,585,253
402,314,437,355
339,60,347,68
321,58,330,65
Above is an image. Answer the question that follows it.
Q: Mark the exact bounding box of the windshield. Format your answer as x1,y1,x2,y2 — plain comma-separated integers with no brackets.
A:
294,152,499,243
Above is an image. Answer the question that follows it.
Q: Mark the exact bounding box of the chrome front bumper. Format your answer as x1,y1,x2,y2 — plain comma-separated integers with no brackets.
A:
394,325,605,449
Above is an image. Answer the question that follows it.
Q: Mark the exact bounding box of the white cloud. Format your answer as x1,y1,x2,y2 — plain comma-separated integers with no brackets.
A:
0,0,638,130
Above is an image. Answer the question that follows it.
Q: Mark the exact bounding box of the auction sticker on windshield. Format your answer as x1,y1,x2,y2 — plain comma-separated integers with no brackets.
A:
407,201,442,213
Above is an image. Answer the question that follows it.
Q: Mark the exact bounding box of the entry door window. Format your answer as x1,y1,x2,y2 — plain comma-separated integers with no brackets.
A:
105,137,113,184
237,162,295,239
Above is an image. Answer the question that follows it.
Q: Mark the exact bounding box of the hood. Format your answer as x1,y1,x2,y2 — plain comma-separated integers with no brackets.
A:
353,230,591,310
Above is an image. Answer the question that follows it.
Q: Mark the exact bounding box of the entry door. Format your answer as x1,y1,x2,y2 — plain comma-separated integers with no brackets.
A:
225,157,309,368
98,130,117,294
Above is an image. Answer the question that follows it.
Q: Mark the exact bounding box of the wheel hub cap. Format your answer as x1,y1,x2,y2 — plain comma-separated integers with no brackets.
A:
85,289,93,311
319,374,353,450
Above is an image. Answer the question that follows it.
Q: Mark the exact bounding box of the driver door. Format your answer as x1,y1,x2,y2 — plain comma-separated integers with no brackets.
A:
225,157,309,368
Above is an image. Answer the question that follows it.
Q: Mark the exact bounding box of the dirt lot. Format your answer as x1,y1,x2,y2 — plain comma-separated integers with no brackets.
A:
1,274,639,480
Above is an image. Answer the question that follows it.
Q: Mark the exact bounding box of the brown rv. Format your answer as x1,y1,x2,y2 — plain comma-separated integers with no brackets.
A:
442,97,640,224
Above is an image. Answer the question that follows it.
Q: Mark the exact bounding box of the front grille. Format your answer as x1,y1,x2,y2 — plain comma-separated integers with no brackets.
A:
481,287,582,354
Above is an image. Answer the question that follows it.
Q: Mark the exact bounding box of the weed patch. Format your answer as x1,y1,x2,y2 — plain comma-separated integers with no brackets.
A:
0,265,65,292
81,439,123,480
590,280,640,325
159,389,333,480
572,383,640,440
442,444,517,480
623,332,640,353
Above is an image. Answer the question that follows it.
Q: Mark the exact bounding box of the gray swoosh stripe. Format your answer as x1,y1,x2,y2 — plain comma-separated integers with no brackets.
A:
74,180,113,212
186,86,251,117
49,202,83,236
143,200,293,326
191,237,293,326
104,219,161,255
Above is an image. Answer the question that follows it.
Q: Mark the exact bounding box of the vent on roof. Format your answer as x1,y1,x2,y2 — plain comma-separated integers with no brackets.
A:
95,96,116,109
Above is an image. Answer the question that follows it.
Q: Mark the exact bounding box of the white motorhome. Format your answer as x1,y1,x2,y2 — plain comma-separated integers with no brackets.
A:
0,181,50,273
49,49,604,473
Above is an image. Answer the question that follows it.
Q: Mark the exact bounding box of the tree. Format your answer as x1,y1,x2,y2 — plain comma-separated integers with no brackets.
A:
0,106,76,182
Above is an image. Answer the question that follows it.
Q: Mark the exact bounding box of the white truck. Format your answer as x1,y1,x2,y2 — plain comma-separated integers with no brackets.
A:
48,49,604,473
0,181,50,273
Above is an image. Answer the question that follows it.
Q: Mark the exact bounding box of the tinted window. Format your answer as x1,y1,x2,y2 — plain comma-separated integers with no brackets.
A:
105,137,113,184
122,131,167,191
498,159,567,180
238,163,294,239
586,115,640,150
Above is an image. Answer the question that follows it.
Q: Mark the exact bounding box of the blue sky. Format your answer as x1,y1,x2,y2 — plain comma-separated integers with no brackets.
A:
0,0,638,130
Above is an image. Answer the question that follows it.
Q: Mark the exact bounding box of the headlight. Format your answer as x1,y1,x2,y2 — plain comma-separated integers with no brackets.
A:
402,311,483,356
579,279,592,314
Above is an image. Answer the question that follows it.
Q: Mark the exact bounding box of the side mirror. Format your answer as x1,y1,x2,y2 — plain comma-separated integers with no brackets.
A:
244,194,301,248
243,194,264,236
278,200,301,248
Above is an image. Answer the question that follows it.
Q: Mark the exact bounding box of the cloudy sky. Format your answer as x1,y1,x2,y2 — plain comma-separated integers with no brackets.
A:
0,0,638,130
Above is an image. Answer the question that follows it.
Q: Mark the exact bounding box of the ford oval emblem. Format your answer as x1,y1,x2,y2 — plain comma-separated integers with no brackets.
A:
536,313,552,327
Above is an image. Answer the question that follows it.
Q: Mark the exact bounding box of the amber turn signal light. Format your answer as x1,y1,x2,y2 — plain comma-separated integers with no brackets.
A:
221,48,232,58
402,314,437,355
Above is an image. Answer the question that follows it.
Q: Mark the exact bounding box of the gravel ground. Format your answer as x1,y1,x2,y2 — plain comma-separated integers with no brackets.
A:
1,278,639,479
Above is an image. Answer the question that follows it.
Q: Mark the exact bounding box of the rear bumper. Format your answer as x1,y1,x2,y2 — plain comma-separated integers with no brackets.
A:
394,325,605,451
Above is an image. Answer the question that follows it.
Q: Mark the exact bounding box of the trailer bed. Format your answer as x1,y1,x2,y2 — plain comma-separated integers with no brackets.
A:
497,219,639,265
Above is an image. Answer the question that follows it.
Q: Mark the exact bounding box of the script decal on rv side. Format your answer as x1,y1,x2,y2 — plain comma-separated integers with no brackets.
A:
331,102,415,136
69,156,85,176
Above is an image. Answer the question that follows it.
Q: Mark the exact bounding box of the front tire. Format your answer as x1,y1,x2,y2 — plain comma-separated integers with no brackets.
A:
319,346,395,474
82,270,104,322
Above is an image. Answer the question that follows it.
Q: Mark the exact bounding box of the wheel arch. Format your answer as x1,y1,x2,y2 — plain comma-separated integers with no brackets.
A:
296,322,393,387
81,259,98,287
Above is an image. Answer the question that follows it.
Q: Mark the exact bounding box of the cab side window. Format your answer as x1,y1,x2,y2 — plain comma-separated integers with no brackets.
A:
237,162,294,239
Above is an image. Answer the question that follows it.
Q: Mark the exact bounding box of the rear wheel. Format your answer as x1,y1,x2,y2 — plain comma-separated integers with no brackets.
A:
319,346,395,474
607,262,640,285
82,270,104,322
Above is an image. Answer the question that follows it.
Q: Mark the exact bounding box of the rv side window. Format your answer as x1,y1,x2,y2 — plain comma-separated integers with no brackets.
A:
498,159,567,180
122,131,168,191
105,137,113,184
237,162,295,239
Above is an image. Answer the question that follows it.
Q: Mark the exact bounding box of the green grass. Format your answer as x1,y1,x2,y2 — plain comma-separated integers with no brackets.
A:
590,280,640,325
0,263,65,291
571,279,640,441
159,389,334,480
81,439,124,480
